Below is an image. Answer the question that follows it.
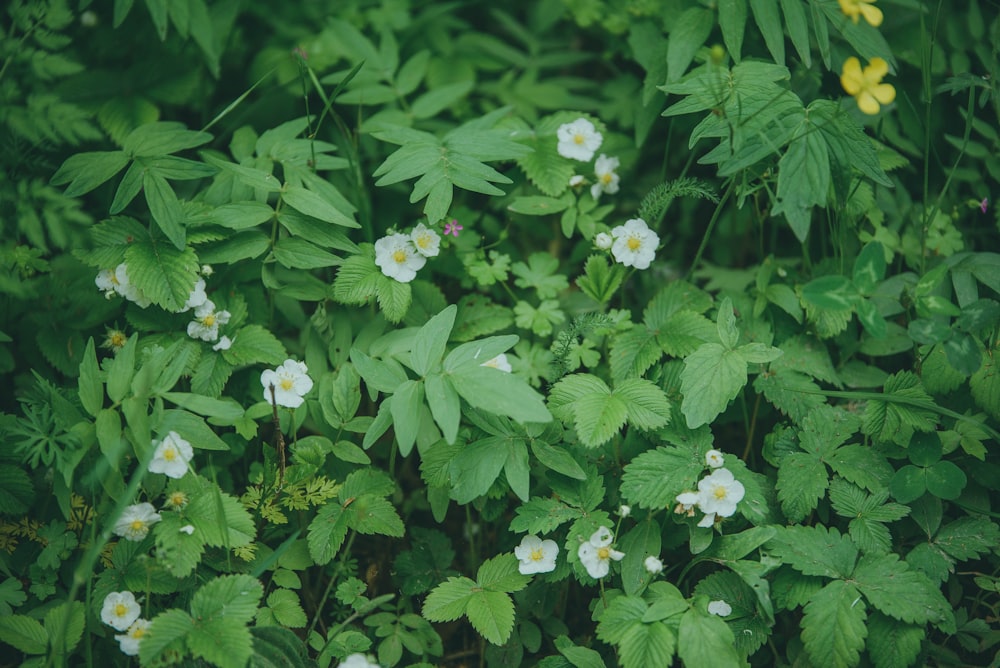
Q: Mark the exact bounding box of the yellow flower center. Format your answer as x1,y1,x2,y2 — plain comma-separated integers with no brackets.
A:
714,486,727,500
600,173,613,185
115,603,128,616
163,448,176,462
280,378,294,391
573,133,585,145
627,237,641,251
168,492,187,507
597,546,610,560
131,626,146,639
201,314,216,327
130,519,145,531
393,249,408,264
110,332,126,347
416,234,431,249
530,548,544,561
110,274,120,285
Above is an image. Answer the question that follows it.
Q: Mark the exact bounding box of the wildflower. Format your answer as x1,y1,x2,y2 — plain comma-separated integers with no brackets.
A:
675,491,700,515
261,359,313,408
410,223,442,258
178,278,208,313
697,468,745,519
981,198,990,214
480,353,512,373
374,233,426,283
100,591,141,631
644,555,664,574
618,505,631,518
148,431,194,479
186,299,231,342
443,219,463,237
590,154,620,200
577,526,624,579
697,513,717,528
338,654,381,668
569,174,585,187
95,269,119,299
594,232,613,250
610,218,659,270
102,328,128,352
179,525,195,535
841,57,896,115
557,118,602,162
113,263,151,307
708,599,733,617
212,335,233,352
201,264,214,276
113,503,161,542
705,449,725,468
115,618,150,656
514,534,559,575
838,0,882,27
165,490,188,510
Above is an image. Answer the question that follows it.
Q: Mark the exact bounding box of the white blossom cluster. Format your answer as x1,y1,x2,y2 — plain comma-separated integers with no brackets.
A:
95,263,151,308
375,223,441,283
674,449,746,527
100,591,150,656
558,118,621,202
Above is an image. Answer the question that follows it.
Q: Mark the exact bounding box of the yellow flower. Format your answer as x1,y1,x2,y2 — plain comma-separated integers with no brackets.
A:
841,56,896,115
838,0,883,27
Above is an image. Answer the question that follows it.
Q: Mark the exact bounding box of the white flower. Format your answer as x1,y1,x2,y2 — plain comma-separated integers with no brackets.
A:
212,335,233,351
514,535,559,575
594,232,613,250
201,264,214,276
569,174,585,187
644,555,664,574
178,278,208,313
261,359,313,408
675,491,700,513
697,512,717,528
99,263,151,307
95,269,119,298
480,354,512,373
708,599,733,617
610,218,659,270
705,449,725,468
557,118,602,162
113,503,161,542
147,431,193,479
410,223,441,258
179,524,195,535
577,527,624,579
374,233,426,283
590,154,620,200
100,591,141,631
115,618,150,656
697,468,745,518
338,654,381,668
186,299,231,342
618,505,631,518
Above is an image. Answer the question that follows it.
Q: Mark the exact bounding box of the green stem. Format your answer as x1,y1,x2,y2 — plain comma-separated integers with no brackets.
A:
684,178,735,281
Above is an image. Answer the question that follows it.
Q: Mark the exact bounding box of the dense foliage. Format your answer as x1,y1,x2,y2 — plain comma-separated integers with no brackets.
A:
2,0,999,666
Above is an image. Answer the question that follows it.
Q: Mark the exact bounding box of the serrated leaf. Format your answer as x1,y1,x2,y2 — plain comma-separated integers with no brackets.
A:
265,589,307,628
510,497,580,534
477,554,531,593
862,371,939,446
453,295,514,342
775,452,827,523
140,609,192,664
934,516,1000,561
865,612,925,668
610,327,662,381
615,378,671,430
754,370,826,424
422,577,477,622
224,325,287,366
307,503,349,565
191,574,263,624
0,615,47,654
681,342,748,428
466,590,515,646
677,608,738,668
801,580,867,668
185,486,255,547
620,444,704,509
515,134,574,197
347,495,404,537
827,444,894,492
853,553,952,630
767,526,858,579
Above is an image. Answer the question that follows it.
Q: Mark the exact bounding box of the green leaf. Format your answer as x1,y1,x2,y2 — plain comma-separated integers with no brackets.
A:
143,171,187,250
347,495,404,537
610,327,662,382
78,338,103,417
51,150,129,198
800,580,867,668
508,196,570,216
201,153,283,192
265,589,308,628
123,121,212,157
680,343,747,428
767,526,857,579
924,461,967,500
159,409,229,451
775,452,827,523
667,8,714,82
577,254,625,305
411,305,457,376
272,237,341,269
411,80,475,119
0,615,48,654
449,365,551,424
43,601,85,657
224,324,287,366
615,379,671,431
749,0,785,65
425,373,461,444
449,437,510,503
307,503,349,565
453,295,514,342
154,512,205,578
801,275,859,311
510,497,580,534
140,609,192,664
865,612,925,668
862,371,939,446
621,444,705,509
512,253,569,299
853,242,887,294
677,607,738,668
422,577,477,622
754,370,826,424
466,590,515,646
124,235,200,312
852,552,952,629
185,485,255,547
477,553,531,593
780,0,810,66
718,0,747,61
281,185,359,228
935,516,1000,561
531,441,586,480
389,380,424,456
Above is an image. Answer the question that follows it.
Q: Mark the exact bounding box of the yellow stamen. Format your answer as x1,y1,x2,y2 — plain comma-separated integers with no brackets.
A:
130,519,144,531
601,173,613,185
530,548,543,561
393,249,407,263
280,378,294,391
201,314,216,327
573,133,585,145
163,448,176,462
416,235,430,249
597,546,610,560
627,237,641,251
714,487,727,500
115,603,128,616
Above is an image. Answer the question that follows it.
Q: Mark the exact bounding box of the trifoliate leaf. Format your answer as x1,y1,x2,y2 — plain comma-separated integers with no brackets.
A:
865,612,925,668
862,371,939,445
264,589,307,628
767,526,858,579
852,552,952,629
510,497,580,534
680,343,748,428
800,580,867,668
466,590,516,646
514,299,565,336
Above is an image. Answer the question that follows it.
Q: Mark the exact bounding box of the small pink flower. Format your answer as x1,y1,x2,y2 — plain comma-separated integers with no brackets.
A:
444,220,463,237
981,198,989,214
